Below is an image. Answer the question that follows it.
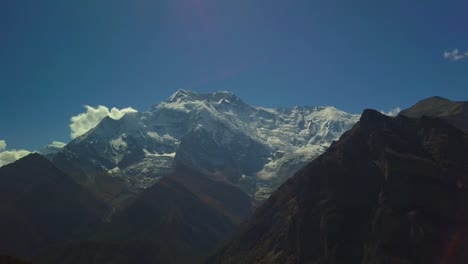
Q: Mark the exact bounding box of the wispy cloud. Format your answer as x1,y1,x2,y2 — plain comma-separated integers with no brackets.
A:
70,105,138,139
380,107,401,117
0,140,31,167
443,48,468,61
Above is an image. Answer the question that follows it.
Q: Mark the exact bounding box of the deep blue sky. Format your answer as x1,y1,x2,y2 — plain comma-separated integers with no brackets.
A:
1,0,467,150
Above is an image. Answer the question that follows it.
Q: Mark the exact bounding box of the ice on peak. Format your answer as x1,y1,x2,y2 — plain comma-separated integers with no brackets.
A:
216,90,233,94
213,90,236,98
165,90,243,105
167,89,198,102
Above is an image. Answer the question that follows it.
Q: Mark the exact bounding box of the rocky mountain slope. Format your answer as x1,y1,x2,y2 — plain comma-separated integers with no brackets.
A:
207,99,468,264
53,90,359,199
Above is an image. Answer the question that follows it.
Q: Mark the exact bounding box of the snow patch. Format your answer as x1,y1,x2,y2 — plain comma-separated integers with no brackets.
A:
110,136,128,150
108,167,121,174
143,149,176,158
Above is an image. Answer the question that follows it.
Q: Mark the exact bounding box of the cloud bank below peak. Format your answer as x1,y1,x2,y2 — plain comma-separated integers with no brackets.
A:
70,105,138,139
0,140,31,167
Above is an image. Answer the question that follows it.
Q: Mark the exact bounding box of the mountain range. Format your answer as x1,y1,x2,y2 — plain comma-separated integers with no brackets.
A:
0,90,358,263
51,90,359,200
1,93,467,264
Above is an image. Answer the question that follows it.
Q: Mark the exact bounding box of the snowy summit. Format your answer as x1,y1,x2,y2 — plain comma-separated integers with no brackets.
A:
56,90,360,198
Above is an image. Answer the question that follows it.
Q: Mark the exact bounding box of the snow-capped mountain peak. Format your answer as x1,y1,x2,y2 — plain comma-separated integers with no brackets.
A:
164,90,245,107
167,89,198,103
56,90,360,198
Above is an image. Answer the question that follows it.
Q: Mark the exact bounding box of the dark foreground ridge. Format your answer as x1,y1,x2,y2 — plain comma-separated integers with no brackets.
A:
36,165,253,264
0,153,108,259
0,153,252,264
207,101,468,263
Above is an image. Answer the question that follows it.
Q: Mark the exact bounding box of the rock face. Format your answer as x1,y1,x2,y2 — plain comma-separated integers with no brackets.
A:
53,90,359,198
0,154,108,258
207,106,468,263
36,165,253,264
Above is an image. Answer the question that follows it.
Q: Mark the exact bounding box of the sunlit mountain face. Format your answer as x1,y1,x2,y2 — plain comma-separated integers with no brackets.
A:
53,90,359,199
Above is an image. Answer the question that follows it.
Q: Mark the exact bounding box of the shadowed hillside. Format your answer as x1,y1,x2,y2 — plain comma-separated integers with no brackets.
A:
37,166,253,264
0,154,109,258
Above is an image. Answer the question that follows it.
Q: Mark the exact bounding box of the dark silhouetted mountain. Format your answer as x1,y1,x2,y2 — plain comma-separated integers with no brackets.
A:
37,166,253,264
0,153,109,258
400,96,468,131
207,104,468,263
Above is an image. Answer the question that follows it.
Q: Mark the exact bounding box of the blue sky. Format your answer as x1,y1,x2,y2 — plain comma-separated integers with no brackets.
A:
1,0,468,150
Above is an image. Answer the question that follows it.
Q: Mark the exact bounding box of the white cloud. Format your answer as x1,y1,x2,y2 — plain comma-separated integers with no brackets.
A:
380,107,401,117
0,140,31,167
70,105,138,139
443,48,468,61
0,150,31,167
